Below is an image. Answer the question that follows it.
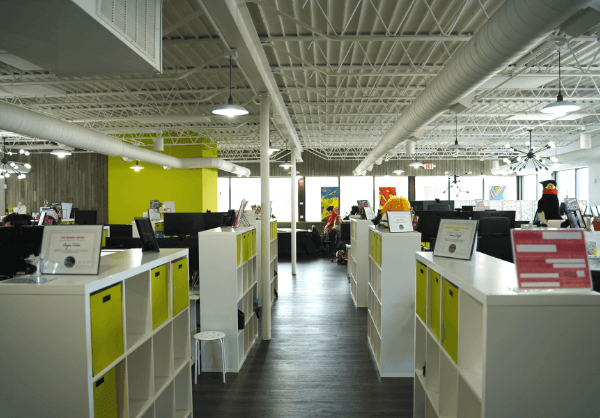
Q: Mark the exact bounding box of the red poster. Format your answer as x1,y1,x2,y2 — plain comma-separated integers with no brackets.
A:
511,230,592,289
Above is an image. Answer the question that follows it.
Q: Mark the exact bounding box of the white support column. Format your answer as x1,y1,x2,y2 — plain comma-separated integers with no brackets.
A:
291,146,298,275
260,94,271,341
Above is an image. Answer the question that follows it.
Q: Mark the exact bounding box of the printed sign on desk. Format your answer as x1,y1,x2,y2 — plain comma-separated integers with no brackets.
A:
433,219,478,260
40,225,104,274
364,207,375,220
387,211,413,233
511,230,592,289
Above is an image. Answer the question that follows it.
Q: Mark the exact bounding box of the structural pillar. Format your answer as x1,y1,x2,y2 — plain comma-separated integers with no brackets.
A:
260,94,271,340
291,146,298,275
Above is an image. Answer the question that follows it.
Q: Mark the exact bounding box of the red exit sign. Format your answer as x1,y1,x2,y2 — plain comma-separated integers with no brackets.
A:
424,163,435,169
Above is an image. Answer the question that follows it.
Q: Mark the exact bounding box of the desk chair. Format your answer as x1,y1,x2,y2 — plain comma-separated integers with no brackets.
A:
477,217,513,263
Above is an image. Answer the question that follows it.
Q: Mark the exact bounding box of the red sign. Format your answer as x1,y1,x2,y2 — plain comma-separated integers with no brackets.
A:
511,230,592,290
424,163,435,170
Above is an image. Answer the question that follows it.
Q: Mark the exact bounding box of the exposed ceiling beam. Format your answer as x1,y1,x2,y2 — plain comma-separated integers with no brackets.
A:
199,0,302,153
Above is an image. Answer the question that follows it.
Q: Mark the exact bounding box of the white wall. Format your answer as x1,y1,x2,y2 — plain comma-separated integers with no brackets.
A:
588,163,600,206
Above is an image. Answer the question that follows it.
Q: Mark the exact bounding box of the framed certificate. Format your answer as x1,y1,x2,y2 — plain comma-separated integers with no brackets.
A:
40,225,104,274
364,207,375,220
433,219,478,260
387,211,413,233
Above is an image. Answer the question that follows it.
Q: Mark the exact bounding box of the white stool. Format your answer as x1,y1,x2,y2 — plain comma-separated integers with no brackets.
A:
194,331,226,383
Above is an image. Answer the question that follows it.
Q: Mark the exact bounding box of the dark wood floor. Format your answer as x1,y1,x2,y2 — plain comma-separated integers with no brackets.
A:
192,257,414,417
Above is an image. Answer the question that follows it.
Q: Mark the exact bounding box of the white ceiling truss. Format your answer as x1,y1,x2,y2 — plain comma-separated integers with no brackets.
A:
1,0,599,163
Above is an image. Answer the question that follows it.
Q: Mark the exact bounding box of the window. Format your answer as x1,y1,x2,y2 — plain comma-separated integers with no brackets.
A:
577,167,589,203
270,178,292,222
414,176,448,200
521,174,538,201
305,177,339,221
217,177,230,212
340,176,374,217
230,178,261,210
483,176,517,200
556,169,576,201
448,176,483,200
374,176,409,207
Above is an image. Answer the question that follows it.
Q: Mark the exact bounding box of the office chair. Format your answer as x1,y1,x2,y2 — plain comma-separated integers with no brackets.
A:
477,217,513,263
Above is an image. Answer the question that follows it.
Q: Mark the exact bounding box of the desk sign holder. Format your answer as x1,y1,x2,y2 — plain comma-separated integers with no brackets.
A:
387,211,413,233
510,229,592,291
40,225,104,274
433,219,478,260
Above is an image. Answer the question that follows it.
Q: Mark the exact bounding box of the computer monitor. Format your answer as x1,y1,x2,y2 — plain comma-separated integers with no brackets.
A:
470,210,516,230
164,213,206,236
108,224,133,238
75,210,97,225
134,217,160,252
0,226,45,278
415,210,460,245
412,200,455,211
204,212,227,230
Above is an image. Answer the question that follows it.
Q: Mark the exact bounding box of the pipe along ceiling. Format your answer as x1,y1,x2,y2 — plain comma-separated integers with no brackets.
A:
0,101,251,176
353,0,596,176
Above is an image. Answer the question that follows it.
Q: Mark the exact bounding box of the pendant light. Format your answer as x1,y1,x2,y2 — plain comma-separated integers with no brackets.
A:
212,54,249,117
130,160,144,172
446,116,466,151
279,141,292,168
51,149,72,158
541,50,580,114
268,141,280,154
1,137,30,179
506,129,556,173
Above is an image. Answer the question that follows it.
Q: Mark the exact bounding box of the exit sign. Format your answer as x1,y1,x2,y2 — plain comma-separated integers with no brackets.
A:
424,163,435,169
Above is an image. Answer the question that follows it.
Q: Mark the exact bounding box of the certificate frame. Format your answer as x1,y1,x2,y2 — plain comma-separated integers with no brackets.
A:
364,207,375,220
387,211,413,233
433,219,478,260
40,225,104,275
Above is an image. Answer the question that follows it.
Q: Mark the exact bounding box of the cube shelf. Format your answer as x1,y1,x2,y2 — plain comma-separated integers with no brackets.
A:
414,251,600,418
199,226,260,373
155,380,175,418
349,219,371,307
0,249,194,417
174,365,192,418
367,226,421,377
248,218,277,308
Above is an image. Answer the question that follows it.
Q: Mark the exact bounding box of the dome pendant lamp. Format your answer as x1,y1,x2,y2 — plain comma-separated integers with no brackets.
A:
541,50,580,114
212,54,249,117
446,116,466,151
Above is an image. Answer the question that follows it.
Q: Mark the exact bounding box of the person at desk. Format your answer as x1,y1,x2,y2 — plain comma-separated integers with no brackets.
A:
2,213,32,226
324,206,341,234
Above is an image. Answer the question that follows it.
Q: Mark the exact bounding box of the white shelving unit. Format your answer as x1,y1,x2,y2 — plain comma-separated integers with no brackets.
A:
249,218,278,306
367,226,421,377
349,219,372,307
414,251,600,418
269,219,278,304
198,226,259,373
0,249,193,418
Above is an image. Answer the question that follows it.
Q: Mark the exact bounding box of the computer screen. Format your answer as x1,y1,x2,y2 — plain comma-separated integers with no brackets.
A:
164,213,206,236
470,210,515,230
0,226,45,278
415,210,460,243
204,212,227,230
75,210,97,225
411,200,455,211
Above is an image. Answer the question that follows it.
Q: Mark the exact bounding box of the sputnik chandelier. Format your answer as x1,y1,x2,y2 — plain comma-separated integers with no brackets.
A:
0,137,31,179
504,129,556,173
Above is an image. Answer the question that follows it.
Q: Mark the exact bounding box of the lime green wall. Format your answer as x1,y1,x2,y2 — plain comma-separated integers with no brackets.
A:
108,145,218,224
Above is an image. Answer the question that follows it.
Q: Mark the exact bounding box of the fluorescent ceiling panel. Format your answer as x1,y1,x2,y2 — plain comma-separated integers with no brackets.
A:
478,76,556,89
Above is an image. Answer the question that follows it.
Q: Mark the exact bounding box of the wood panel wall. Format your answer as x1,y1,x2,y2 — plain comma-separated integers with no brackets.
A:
5,153,108,224
219,152,494,178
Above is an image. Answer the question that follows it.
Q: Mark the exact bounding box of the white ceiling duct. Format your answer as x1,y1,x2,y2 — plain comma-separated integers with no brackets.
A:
0,101,250,176
405,140,415,156
352,0,594,175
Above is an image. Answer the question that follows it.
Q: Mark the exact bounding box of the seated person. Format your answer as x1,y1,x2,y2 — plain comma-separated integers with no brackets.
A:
2,213,32,226
323,206,340,234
